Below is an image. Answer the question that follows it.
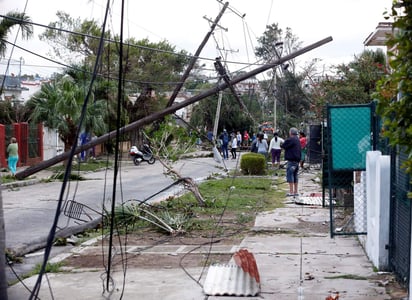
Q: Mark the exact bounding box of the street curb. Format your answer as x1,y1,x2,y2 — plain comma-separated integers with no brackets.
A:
9,218,102,257
2,178,42,189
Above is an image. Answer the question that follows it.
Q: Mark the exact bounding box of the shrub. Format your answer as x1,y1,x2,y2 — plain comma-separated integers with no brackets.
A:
240,153,266,175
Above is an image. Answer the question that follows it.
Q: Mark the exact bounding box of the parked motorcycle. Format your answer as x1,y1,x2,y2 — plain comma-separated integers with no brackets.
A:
129,144,155,165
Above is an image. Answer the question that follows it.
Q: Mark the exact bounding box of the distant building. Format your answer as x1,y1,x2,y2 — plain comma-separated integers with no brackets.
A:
235,78,259,95
364,22,394,47
0,74,24,101
165,91,194,123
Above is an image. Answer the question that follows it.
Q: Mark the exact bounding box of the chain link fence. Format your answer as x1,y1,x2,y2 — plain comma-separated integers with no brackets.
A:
324,103,377,237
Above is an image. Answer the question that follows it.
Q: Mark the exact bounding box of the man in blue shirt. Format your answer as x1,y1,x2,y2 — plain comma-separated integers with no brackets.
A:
281,127,302,197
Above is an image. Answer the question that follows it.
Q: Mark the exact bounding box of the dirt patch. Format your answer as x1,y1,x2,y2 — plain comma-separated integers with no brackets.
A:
60,213,408,299
63,221,249,270
369,273,409,300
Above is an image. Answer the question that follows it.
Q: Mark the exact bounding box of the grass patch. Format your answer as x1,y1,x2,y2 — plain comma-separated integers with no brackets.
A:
49,159,112,173
1,174,17,184
110,176,284,236
31,262,65,275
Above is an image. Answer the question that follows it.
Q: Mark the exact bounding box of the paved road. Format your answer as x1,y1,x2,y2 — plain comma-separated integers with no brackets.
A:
3,154,239,254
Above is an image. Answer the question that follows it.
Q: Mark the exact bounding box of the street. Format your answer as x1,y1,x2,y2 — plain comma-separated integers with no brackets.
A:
3,154,237,254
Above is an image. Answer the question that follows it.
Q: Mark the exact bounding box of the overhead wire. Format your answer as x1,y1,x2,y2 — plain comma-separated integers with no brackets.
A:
175,2,269,286
0,13,264,68
1,0,56,297
28,0,113,298
101,2,132,297
7,1,317,297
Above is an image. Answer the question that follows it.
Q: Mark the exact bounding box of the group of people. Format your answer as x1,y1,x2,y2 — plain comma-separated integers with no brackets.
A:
249,128,307,197
250,130,307,166
217,129,242,160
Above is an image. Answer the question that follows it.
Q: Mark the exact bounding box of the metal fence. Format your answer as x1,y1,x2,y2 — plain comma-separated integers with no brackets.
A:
1,122,43,168
388,148,411,287
323,103,378,237
323,102,411,287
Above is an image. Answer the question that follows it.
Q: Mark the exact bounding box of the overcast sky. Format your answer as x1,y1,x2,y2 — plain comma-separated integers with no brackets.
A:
1,0,393,77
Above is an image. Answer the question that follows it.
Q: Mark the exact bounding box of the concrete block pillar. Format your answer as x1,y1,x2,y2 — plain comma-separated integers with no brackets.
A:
365,151,390,270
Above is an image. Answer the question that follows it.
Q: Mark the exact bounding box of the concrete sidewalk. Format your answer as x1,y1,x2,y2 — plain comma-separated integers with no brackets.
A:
6,161,394,299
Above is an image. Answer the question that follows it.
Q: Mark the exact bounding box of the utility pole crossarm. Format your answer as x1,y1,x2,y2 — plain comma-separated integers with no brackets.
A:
214,57,244,109
214,57,257,124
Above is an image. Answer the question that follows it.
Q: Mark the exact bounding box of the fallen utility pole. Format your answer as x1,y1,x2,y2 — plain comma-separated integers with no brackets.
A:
15,36,332,180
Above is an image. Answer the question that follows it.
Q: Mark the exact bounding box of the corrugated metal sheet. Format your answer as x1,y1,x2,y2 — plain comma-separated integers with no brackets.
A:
203,264,260,296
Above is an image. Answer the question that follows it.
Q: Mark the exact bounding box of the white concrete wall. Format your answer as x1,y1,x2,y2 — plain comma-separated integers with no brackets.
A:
365,151,391,270
43,127,64,161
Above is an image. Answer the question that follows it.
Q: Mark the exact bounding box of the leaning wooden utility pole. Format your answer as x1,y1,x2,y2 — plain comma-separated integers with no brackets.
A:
15,36,332,180
166,2,229,107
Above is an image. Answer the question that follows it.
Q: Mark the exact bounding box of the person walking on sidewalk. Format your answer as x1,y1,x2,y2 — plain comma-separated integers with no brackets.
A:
7,137,19,176
230,132,238,159
281,128,301,197
269,132,284,168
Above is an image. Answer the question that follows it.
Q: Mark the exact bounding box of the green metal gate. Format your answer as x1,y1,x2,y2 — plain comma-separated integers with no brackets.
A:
324,103,378,237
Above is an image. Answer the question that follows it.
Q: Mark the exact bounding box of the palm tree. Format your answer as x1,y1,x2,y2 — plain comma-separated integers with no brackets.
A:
0,11,33,300
0,11,33,57
27,75,107,153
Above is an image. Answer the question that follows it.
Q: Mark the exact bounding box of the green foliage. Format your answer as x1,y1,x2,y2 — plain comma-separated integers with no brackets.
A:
317,49,387,105
5,249,23,263
27,74,107,151
148,116,196,161
49,159,111,173
159,211,188,233
112,203,142,227
108,177,282,235
50,172,85,181
240,153,267,175
254,23,312,133
38,11,190,141
0,174,18,184
0,11,33,57
122,38,189,94
38,11,107,63
254,23,302,68
190,91,259,135
0,100,31,124
32,262,64,275
110,203,183,234
374,2,412,176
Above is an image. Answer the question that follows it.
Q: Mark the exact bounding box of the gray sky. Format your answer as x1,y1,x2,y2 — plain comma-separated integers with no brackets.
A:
1,0,393,77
